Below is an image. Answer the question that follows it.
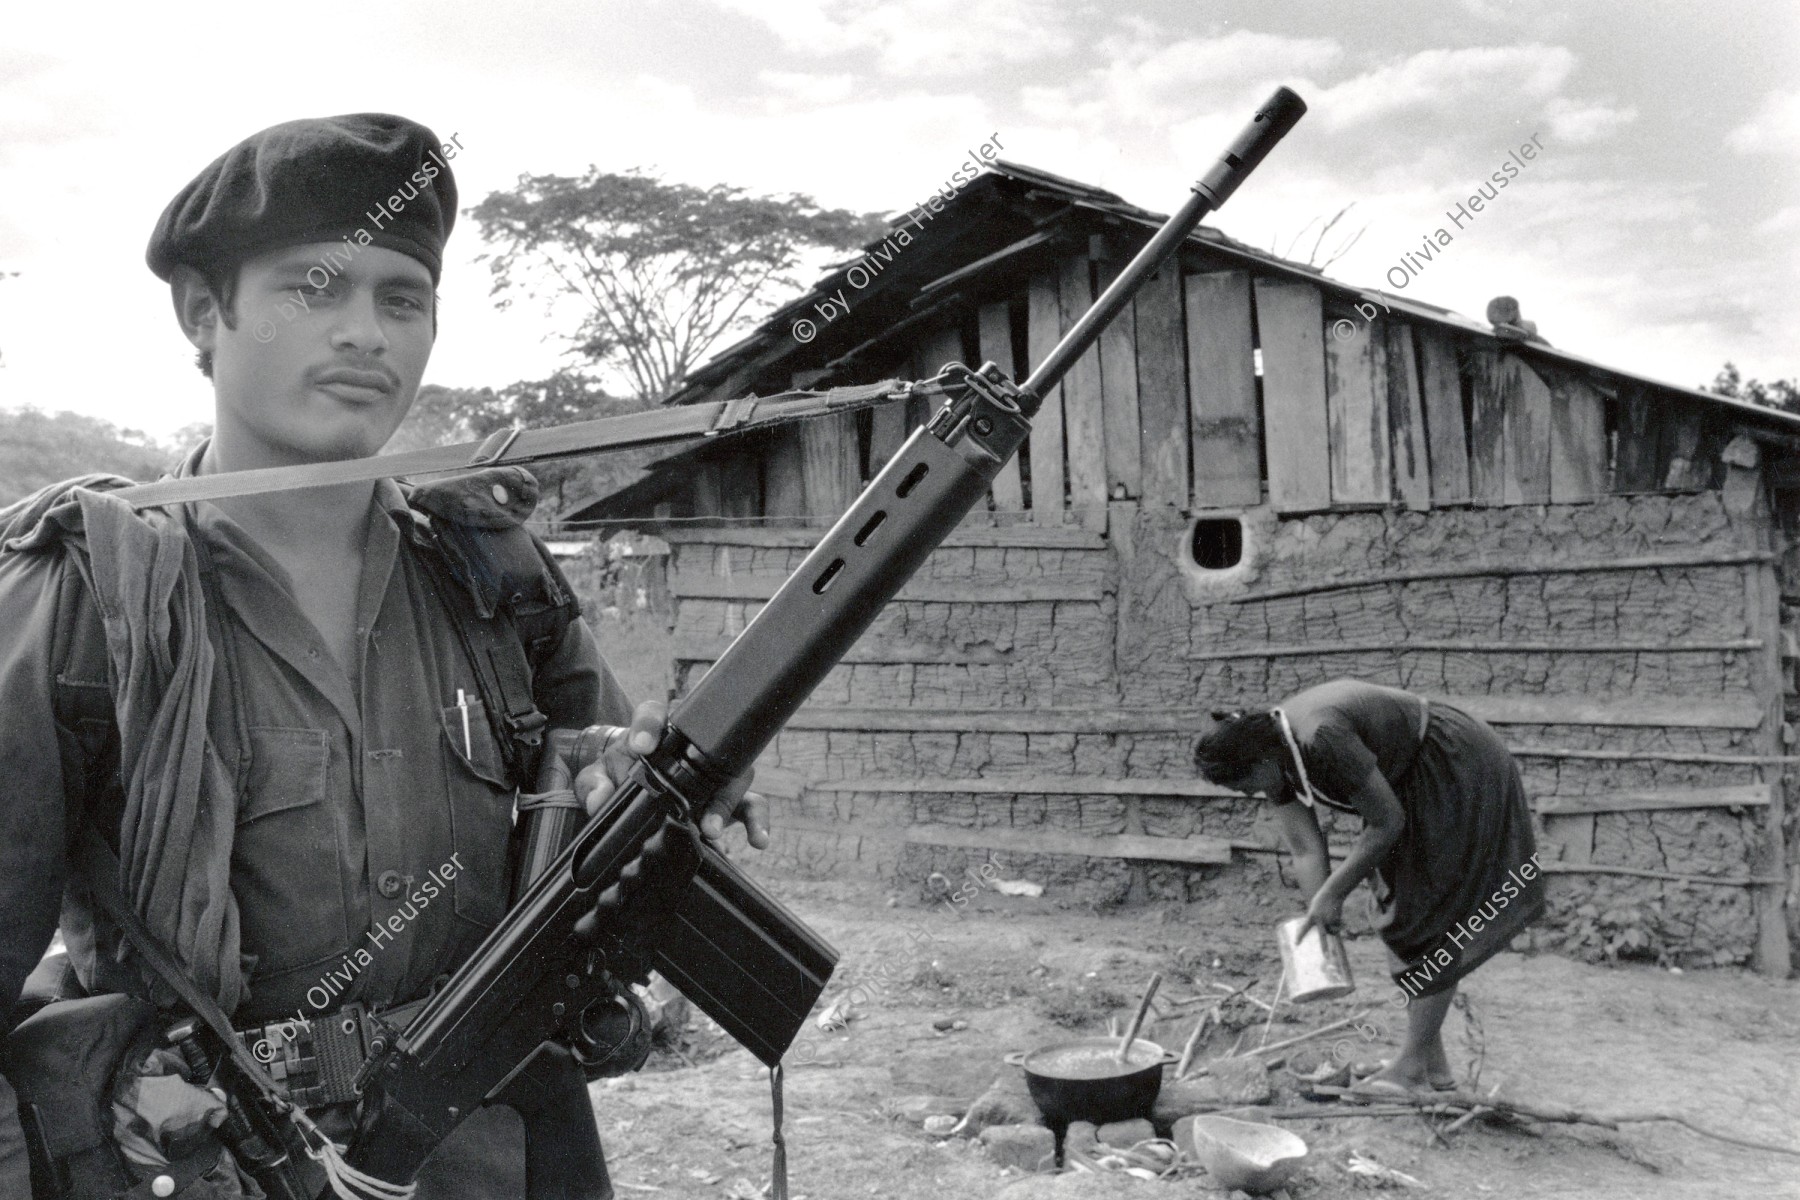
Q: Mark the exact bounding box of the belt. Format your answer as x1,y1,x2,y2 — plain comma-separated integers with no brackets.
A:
234,996,429,1108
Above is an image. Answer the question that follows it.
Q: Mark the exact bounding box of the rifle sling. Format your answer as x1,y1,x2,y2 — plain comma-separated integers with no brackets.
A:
113,381,908,510
73,827,292,1110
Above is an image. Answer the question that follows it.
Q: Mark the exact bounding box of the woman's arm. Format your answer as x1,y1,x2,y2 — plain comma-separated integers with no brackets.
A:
1269,800,1330,899
1298,767,1405,937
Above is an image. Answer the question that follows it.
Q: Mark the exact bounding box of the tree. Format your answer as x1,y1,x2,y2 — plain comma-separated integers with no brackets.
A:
386,373,658,518
0,408,179,505
383,383,494,455
1274,203,1366,272
1705,362,1800,413
471,169,886,402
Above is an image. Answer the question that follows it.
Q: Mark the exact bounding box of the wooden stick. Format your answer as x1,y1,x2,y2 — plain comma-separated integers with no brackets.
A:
1175,1010,1211,1081
1509,745,1800,765
1177,978,1259,1081
1117,972,1162,1061
1441,1105,1491,1137
1539,863,1784,887
1298,1090,1800,1158
1226,549,1774,603
1310,1087,1605,1125
1610,1112,1800,1159
1237,1009,1375,1058
1211,980,1273,1011
1255,970,1285,1049
1184,638,1761,660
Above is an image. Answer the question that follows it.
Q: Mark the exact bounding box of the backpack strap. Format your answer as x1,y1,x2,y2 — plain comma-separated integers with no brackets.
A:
402,467,581,790
71,828,290,1112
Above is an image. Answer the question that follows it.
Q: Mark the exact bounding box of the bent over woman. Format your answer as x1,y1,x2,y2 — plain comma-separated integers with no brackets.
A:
1193,678,1544,1096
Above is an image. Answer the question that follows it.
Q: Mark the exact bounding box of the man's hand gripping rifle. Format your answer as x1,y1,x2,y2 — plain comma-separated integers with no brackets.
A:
340,86,1307,1195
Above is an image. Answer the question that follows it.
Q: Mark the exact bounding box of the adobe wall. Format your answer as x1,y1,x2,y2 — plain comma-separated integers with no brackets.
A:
664,492,1785,969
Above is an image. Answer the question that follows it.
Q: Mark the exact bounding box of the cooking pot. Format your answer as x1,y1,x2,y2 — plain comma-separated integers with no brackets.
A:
1004,1037,1178,1126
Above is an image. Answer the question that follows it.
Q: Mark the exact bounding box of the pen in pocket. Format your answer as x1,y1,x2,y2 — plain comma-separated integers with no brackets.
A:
456,688,473,757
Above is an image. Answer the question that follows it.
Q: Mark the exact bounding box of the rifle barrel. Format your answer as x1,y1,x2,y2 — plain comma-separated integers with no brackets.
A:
1017,86,1306,414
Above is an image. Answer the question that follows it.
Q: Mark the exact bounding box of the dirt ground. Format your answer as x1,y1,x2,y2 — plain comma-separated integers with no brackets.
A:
587,866,1800,1200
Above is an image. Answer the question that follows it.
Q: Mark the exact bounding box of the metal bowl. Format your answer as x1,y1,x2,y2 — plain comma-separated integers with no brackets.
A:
1187,1114,1308,1193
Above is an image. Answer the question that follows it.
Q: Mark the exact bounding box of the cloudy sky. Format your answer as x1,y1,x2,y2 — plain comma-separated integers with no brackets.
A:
2,0,1795,439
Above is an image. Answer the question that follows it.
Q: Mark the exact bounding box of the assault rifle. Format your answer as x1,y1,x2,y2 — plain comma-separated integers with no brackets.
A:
340,87,1307,1196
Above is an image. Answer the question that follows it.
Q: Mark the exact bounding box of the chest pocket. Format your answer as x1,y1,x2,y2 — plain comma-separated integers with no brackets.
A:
234,727,353,979
440,698,515,928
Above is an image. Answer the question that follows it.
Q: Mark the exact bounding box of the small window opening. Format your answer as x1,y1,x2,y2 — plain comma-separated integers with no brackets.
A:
1190,517,1244,570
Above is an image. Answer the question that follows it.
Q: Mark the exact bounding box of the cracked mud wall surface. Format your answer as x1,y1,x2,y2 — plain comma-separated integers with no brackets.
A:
667,492,1782,967
1120,492,1777,966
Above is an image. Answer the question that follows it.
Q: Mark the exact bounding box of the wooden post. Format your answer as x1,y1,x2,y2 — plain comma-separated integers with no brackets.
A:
1416,328,1470,505
1467,348,1508,504
1506,358,1554,504
1613,383,1661,493
691,460,724,519
1324,312,1390,504
1185,271,1260,509
763,429,808,526
1059,254,1109,532
1133,263,1188,509
1252,279,1330,513
1548,373,1609,502
1026,271,1067,525
979,301,1026,521
717,451,761,523
1385,322,1431,511
1097,258,1143,501
869,398,910,477
800,410,860,526
1752,559,1793,977
911,326,965,429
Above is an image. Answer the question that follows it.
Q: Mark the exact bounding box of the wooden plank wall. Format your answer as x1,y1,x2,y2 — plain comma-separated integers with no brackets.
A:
1185,271,1260,508
1097,257,1143,502
1325,313,1390,504
725,267,1748,531
1025,270,1067,526
1058,254,1109,531
1254,280,1331,511
1134,263,1189,508
979,301,1026,521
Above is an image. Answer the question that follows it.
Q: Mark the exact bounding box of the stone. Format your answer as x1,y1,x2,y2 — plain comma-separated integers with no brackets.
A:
889,1094,963,1123
1152,1060,1272,1125
957,1068,1043,1135
979,1123,1056,1173
1094,1118,1155,1149
1196,1057,1273,1103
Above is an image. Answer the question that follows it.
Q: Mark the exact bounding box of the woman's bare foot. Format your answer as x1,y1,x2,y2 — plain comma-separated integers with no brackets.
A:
1367,1054,1456,1091
1358,1058,1436,1094
1422,1041,1458,1091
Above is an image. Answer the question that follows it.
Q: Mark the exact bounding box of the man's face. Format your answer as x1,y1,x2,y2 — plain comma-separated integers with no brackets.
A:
206,243,435,465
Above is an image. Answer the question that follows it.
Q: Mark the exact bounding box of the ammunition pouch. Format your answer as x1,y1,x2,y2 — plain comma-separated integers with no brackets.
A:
2,995,234,1200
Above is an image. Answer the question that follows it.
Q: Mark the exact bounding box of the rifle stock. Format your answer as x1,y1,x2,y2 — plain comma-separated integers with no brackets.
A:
343,86,1306,1192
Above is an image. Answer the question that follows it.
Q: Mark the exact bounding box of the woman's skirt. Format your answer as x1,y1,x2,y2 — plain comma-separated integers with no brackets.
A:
1372,702,1545,997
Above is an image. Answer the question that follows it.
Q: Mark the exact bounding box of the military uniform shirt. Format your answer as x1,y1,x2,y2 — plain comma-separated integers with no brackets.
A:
0,477,631,1031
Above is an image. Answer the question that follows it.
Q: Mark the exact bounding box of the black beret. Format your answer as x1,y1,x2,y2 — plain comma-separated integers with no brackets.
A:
146,113,459,283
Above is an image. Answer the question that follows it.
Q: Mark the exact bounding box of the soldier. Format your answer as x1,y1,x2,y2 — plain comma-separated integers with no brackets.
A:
0,113,766,1198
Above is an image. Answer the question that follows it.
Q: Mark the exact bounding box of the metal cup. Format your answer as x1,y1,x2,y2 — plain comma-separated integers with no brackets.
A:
1276,915,1355,1002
